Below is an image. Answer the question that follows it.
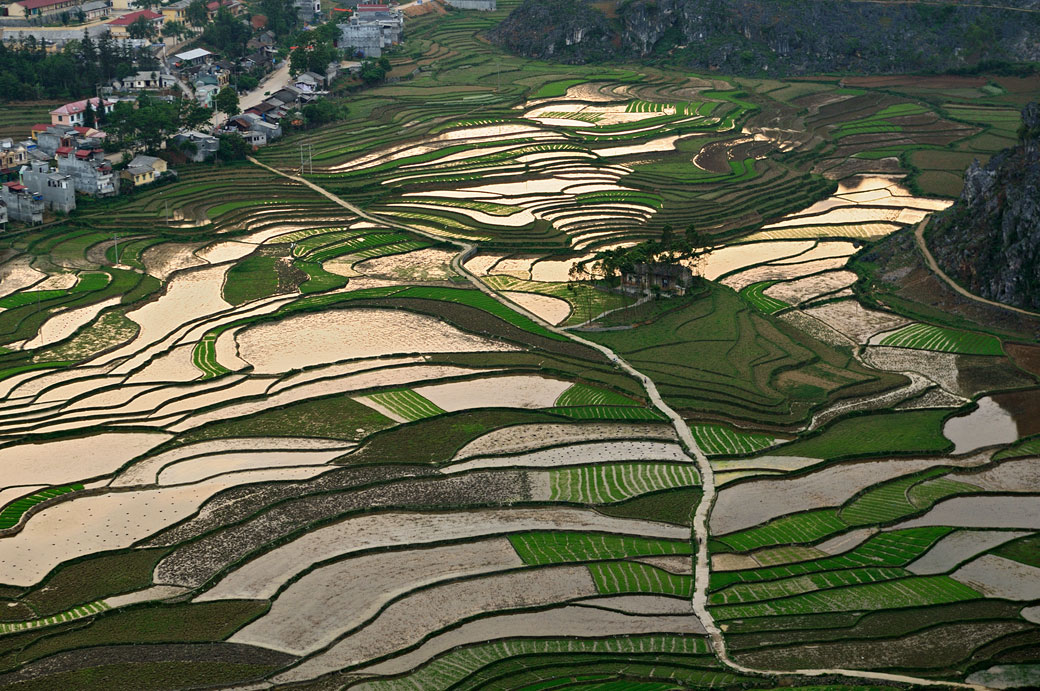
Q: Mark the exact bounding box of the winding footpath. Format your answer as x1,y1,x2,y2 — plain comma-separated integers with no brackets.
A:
248,156,986,690
915,218,1040,318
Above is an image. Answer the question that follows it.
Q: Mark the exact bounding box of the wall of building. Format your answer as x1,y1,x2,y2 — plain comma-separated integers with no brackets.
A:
443,0,496,10
22,164,75,213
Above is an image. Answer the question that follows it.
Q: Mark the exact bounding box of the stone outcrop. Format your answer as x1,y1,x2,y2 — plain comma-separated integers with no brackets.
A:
489,0,1040,75
930,103,1040,310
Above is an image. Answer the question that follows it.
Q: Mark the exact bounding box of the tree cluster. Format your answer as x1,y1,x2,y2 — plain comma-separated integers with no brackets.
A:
201,9,252,60
591,225,712,282
359,57,392,85
106,94,211,152
288,22,340,76
0,33,154,102
258,0,300,38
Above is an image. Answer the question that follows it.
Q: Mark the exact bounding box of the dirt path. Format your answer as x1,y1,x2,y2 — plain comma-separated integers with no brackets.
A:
915,217,1040,318
248,156,986,690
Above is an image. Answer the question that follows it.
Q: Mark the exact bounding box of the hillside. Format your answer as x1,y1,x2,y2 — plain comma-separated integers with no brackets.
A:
929,102,1040,310
488,0,1040,74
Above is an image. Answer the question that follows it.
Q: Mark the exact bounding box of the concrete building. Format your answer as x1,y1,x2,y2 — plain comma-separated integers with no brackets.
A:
20,160,75,214
205,0,243,19
621,262,694,296
226,113,282,144
0,23,109,51
172,130,219,162
0,200,7,229
107,9,163,39
339,1,402,58
293,0,321,23
55,147,117,197
0,182,44,225
112,70,176,91
120,154,167,187
443,0,496,9
173,47,213,68
161,0,191,23
195,83,220,108
6,0,79,19
50,97,116,127
0,139,30,180
35,125,105,158
81,0,110,20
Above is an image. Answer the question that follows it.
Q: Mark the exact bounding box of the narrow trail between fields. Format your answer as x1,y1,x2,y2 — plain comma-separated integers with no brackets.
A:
248,156,986,690
915,217,1040,318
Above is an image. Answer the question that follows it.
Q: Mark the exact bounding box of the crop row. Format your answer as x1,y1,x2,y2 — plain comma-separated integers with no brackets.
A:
548,462,700,504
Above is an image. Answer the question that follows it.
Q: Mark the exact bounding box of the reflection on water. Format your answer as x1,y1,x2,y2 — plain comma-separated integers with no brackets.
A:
990,388,1040,438
943,396,1018,454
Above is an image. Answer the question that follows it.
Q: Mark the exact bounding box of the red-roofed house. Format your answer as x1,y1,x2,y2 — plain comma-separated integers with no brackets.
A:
7,0,80,19
108,9,164,37
205,0,242,19
50,98,116,127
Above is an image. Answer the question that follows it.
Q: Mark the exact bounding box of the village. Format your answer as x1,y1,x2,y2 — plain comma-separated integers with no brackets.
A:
0,0,496,228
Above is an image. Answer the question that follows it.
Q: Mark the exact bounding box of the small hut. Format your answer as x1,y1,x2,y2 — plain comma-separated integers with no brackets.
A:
621,262,694,296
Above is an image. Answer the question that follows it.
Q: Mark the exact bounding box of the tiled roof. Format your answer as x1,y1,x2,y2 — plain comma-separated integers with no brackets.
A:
108,9,162,26
50,97,115,117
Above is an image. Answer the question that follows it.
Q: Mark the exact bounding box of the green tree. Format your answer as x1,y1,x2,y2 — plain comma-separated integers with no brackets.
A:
217,132,249,161
236,73,258,92
302,98,342,127
82,98,96,128
186,0,208,27
359,58,387,85
127,16,156,40
163,20,189,41
214,85,239,120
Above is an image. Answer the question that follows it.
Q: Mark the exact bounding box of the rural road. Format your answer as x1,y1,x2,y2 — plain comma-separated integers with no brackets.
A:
915,217,1040,318
248,155,989,691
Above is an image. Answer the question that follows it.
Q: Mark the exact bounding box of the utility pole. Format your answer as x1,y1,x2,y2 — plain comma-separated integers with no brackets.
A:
112,233,119,265
165,199,170,226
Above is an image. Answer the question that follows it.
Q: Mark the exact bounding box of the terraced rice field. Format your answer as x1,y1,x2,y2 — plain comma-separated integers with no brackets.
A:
877,322,1004,355
0,7,1037,690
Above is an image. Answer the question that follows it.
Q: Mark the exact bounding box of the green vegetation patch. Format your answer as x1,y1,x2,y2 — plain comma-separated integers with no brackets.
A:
21,548,171,617
354,409,562,465
589,561,693,597
992,534,1040,568
711,575,980,620
365,388,446,421
711,527,953,591
222,254,281,306
689,423,774,456
531,79,588,99
509,532,690,565
351,635,711,691
595,487,701,527
392,286,569,341
555,383,639,407
994,434,1040,461
740,281,790,315
547,406,667,421
549,463,699,504
879,323,1004,355
0,485,83,530
771,410,952,460
716,508,849,553
176,394,396,444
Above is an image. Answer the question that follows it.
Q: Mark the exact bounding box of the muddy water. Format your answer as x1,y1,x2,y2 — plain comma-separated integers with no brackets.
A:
943,396,1019,454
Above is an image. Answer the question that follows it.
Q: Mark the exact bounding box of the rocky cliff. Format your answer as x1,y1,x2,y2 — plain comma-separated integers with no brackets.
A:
930,103,1040,311
488,0,1040,74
